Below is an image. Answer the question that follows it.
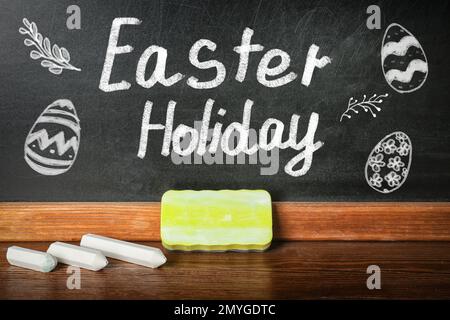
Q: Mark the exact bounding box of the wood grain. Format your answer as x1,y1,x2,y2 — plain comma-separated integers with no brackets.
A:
0,202,449,241
1,241,450,299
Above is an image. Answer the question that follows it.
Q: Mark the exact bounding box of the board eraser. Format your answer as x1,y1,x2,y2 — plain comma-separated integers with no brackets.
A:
161,190,272,251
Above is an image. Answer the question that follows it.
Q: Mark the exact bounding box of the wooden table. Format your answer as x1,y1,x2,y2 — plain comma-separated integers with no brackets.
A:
1,241,450,299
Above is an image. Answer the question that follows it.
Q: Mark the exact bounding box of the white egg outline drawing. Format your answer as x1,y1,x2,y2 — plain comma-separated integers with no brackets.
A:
364,131,412,194
381,23,428,94
24,99,81,176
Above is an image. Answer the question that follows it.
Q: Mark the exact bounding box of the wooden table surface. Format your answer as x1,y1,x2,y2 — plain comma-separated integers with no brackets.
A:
1,241,450,299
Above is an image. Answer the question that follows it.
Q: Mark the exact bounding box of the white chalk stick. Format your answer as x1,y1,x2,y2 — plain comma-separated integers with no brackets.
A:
7,246,57,272
47,242,108,271
81,234,167,268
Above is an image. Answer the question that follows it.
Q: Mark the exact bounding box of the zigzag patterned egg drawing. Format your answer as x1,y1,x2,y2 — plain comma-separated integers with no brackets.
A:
381,23,428,93
24,99,80,175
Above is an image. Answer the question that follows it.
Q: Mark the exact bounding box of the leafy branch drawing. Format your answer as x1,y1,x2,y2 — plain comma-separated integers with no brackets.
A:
19,18,81,75
339,93,388,122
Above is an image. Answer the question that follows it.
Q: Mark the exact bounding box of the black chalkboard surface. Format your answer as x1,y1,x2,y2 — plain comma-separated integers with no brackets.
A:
0,0,449,201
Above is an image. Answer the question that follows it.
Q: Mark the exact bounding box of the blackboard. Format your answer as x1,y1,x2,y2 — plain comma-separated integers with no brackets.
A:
0,0,449,201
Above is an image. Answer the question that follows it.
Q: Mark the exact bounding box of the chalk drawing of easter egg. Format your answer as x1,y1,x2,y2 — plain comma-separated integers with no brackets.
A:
381,23,428,93
24,99,80,176
365,131,412,194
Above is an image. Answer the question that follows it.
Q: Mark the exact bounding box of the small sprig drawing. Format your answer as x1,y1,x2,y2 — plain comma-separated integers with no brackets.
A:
340,93,388,122
19,18,81,75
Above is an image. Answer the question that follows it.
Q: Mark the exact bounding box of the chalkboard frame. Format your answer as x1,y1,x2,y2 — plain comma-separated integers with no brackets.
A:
1,1,450,241
1,202,449,241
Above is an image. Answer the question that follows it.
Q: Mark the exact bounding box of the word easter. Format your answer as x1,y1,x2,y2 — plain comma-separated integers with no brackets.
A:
99,18,332,91
99,18,332,177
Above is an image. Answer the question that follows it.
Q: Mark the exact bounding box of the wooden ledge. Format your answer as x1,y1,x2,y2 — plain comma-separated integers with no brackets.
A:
1,202,450,241
2,241,450,299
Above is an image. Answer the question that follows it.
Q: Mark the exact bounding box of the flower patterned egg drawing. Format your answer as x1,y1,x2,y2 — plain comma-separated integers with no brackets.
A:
365,131,412,194
381,23,428,93
24,99,80,176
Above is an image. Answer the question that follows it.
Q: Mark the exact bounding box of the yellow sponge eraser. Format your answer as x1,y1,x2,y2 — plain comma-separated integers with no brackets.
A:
161,190,272,252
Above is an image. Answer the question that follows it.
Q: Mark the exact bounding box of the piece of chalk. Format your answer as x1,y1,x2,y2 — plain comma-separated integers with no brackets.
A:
7,246,57,272
161,190,273,251
47,242,108,271
80,234,167,268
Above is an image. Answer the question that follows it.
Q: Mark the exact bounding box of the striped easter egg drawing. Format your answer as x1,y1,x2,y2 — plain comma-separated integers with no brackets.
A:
24,99,80,176
381,23,428,94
